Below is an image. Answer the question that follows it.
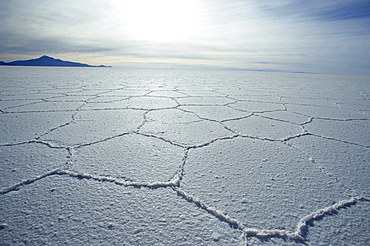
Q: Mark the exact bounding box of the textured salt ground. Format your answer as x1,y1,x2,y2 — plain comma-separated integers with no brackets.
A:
0,176,241,245
0,99,40,109
147,90,188,98
139,109,233,146
256,111,310,125
6,101,85,113
226,95,282,104
288,135,370,197
286,103,367,120
73,134,185,183
0,92,64,101
86,96,130,103
0,143,67,188
1,68,369,245
41,109,145,146
81,99,131,110
181,137,348,232
102,89,150,97
176,96,236,106
229,101,285,113
223,115,304,140
245,202,370,246
0,112,73,144
127,96,178,109
305,201,370,246
304,119,369,146
179,105,249,122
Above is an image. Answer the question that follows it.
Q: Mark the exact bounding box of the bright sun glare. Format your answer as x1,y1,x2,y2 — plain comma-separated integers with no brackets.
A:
112,0,202,42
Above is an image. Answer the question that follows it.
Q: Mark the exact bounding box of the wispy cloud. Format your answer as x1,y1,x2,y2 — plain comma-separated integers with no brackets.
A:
0,0,369,75
256,1,370,21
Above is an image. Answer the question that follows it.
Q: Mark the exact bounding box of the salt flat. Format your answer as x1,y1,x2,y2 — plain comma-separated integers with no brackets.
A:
1,67,369,245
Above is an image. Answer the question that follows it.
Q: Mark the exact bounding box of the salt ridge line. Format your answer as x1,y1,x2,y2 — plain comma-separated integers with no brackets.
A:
242,196,370,242
0,169,60,194
0,148,189,193
0,169,178,194
56,170,177,188
1,168,369,243
172,186,241,229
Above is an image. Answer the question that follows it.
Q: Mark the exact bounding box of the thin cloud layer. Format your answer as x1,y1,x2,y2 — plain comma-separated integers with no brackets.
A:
0,0,369,75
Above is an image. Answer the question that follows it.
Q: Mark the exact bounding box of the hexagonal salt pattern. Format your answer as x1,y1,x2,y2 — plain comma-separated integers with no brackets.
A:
1,68,369,245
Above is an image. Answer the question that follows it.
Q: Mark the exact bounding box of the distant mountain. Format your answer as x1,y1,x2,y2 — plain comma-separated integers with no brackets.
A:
0,55,111,67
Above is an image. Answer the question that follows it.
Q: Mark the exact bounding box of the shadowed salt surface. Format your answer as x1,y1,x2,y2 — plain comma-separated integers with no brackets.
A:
1,67,369,245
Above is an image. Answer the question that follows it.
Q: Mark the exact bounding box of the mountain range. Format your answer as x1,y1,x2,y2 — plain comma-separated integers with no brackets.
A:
0,55,110,67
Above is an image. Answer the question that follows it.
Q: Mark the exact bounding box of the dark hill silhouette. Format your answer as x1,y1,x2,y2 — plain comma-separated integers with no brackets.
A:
0,55,110,67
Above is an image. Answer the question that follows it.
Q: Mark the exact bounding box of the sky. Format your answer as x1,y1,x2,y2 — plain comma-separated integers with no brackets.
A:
0,0,370,75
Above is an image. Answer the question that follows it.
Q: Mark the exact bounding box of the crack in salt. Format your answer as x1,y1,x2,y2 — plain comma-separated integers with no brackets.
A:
309,133,370,148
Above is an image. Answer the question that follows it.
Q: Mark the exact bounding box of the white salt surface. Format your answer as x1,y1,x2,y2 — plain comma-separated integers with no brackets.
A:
1,67,369,245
